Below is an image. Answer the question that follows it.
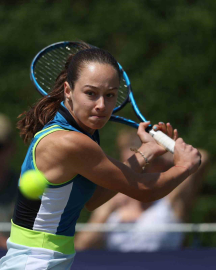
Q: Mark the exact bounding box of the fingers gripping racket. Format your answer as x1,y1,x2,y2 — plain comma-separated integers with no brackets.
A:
30,41,175,153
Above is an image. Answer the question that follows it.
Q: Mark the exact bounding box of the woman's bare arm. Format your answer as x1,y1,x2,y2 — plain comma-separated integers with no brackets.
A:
168,149,210,221
85,185,118,212
36,129,201,207
85,153,151,211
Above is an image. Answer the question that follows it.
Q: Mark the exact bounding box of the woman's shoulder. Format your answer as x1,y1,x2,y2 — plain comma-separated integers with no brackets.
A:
39,129,97,153
35,130,101,183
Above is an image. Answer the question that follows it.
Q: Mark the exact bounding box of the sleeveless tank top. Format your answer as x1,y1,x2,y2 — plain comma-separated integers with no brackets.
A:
11,103,99,254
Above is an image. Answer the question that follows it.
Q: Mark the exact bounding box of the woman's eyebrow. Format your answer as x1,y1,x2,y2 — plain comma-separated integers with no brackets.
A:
84,85,98,89
84,85,119,90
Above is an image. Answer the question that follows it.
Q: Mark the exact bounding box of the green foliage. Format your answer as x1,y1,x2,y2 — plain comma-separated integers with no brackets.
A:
0,0,216,246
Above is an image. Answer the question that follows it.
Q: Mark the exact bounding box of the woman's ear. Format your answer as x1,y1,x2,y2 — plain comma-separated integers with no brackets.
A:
64,82,71,99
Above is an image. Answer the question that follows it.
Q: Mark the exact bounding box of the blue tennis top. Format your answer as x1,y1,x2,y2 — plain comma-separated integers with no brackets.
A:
13,104,98,243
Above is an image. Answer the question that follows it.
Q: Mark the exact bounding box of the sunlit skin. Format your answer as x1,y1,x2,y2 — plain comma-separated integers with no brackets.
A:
36,58,201,202
35,62,201,208
64,63,119,134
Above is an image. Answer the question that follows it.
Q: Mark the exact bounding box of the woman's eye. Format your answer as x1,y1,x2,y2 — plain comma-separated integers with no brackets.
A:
86,91,95,96
106,93,115,98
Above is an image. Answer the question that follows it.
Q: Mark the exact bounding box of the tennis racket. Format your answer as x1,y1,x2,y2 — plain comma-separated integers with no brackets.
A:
30,41,175,153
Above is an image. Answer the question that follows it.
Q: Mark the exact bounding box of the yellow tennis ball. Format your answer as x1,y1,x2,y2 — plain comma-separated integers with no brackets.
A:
19,170,47,200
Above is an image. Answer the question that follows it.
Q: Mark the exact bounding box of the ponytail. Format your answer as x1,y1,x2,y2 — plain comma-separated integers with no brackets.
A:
17,55,73,144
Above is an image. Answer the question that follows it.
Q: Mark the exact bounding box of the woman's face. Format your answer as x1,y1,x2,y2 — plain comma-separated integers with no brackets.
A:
64,62,119,134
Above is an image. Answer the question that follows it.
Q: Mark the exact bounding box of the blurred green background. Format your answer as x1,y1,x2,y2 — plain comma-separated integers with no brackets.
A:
0,0,215,246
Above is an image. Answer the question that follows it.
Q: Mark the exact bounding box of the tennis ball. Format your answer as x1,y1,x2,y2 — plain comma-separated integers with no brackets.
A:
19,170,48,200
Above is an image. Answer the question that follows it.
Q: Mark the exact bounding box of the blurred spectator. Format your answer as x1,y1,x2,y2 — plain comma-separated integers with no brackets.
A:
75,129,210,252
0,114,18,249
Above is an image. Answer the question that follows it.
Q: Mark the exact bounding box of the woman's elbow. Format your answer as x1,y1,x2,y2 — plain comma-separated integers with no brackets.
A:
131,184,165,203
127,188,156,203
85,204,96,212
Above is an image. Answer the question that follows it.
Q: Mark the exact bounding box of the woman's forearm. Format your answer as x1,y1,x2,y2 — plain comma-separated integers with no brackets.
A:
137,165,189,202
85,186,118,211
123,145,156,173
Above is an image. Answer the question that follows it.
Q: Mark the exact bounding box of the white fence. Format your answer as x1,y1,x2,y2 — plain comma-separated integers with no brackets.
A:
1,222,216,232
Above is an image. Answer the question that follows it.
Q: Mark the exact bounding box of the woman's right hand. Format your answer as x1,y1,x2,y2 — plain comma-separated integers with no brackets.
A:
174,138,201,175
137,122,178,158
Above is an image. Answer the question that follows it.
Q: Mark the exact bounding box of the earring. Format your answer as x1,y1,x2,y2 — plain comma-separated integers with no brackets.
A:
67,98,70,101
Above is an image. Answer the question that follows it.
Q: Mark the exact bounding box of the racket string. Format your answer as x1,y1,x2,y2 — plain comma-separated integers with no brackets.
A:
34,45,81,93
33,43,130,106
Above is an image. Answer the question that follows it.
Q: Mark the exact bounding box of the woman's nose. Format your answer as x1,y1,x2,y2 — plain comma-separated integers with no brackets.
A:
95,97,105,110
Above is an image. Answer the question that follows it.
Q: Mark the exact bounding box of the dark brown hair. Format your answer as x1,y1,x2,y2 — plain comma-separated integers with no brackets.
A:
17,42,121,143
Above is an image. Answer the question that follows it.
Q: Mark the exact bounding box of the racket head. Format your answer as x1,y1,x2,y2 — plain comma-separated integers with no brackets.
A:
30,41,90,96
30,41,129,109
30,41,149,128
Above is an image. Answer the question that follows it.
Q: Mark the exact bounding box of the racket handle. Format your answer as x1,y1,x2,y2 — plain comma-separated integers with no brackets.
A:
149,130,175,154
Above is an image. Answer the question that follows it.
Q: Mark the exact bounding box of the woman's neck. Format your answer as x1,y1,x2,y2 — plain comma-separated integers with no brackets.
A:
64,102,95,135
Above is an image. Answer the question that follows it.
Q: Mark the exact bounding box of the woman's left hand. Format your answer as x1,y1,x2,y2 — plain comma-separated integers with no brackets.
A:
137,121,178,157
153,122,178,141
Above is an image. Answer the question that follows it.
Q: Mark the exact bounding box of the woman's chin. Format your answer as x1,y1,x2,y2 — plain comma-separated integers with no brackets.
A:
89,118,108,130
91,122,106,130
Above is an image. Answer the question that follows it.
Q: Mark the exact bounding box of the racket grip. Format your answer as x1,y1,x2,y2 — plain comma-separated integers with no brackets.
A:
149,130,175,154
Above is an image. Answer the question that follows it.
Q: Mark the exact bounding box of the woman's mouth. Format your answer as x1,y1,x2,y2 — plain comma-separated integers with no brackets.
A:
91,115,106,119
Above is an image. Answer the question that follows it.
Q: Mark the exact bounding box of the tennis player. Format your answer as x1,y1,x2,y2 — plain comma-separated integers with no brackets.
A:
0,45,201,269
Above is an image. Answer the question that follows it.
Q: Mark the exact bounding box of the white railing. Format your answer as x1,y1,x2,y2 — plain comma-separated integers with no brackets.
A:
75,223,216,232
1,222,216,233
